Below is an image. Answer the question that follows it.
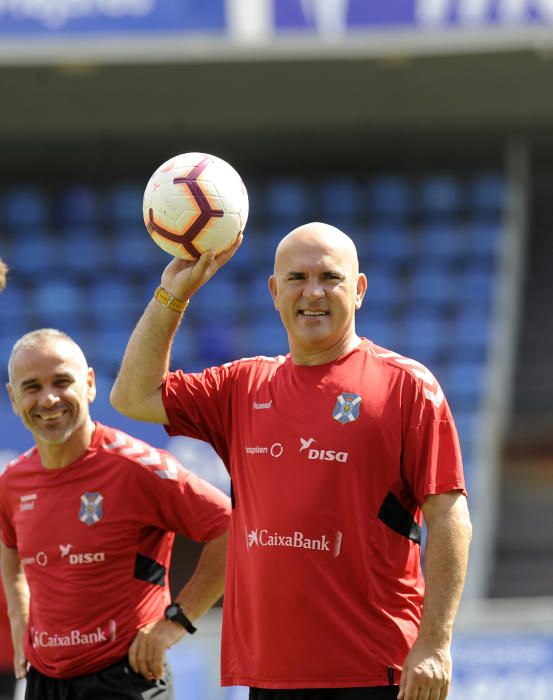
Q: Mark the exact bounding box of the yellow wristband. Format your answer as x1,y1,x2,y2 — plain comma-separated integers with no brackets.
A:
154,286,189,314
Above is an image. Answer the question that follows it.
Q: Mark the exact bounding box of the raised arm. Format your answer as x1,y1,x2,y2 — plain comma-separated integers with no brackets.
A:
128,530,229,680
110,236,242,423
398,491,472,700
1,543,30,679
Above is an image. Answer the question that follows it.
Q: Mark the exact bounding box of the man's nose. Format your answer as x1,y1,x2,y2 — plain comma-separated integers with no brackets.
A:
41,392,60,407
303,280,324,298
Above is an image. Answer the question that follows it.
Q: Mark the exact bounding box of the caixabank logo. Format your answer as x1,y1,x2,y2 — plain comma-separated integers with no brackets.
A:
246,527,342,557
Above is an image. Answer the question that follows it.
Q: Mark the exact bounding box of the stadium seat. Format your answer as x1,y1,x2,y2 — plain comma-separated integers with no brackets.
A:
31,280,85,331
357,315,398,349
317,176,359,222
58,226,105,275
94,328,134,374
452,305,491,357
247,319,288,358
89,278,140,329
408,262,459,307
8,229,60,276
443,359,486,411
3,186,49,226
468,173,506,215
368,175,412,220
196,323,241,366
401,312,450,357
417,221,465,263
418,175,463,218
105,183,143,224
264,177,312,220
459,263,496,306
364,265,404,306
57,185,102,225
190,277,242,322
367,223,413,266
107,224,164,272
466,218,501,260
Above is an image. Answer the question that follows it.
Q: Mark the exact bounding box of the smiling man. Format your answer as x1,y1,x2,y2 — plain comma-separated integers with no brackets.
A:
0,328,231,700
111,222,472,700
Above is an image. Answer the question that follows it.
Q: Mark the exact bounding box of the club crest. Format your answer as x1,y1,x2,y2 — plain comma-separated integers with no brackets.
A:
79,492,103,526
332,393,362,424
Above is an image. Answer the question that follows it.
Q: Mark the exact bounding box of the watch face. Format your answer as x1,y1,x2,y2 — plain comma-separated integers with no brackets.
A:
165,603,179,619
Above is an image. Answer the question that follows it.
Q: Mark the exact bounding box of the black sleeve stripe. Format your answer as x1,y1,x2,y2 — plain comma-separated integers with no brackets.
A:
378,491,422,545
134,553,166,587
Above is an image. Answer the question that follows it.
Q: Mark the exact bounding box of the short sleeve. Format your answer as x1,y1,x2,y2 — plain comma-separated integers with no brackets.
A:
162,366,233,467
134,453,231,542
401,375,466,506
0,476,16,548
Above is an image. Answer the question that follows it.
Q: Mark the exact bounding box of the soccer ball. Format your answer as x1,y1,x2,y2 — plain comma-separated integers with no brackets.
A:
143,152,248,260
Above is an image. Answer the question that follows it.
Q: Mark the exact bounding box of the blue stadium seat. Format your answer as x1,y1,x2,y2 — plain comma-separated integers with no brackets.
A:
3,186,49,226
364,265,404,306
402,313,449,355
466,218,501,260
94,328,133,374
58,226,105,274
452,305,491,352
318,176,359,222
105,183,143,224
190,277,242,322
417,221,465,262
57,185,102,225
468,173,506,215
408,262,458,306
459,263,496,305
248,275,272,314
196,323,240,366
31,280,85,331
418,175,463,217
89,278,140,328
8,229,59,276
265,178,312,220
357,315,398,349
368,176,412,220
247,319,288,358
443,359,486,410
108,224,165,272
367,223,413,266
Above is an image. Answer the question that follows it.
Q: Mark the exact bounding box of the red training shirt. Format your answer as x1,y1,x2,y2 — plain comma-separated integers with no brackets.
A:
0,422,231,679
162,340,466,689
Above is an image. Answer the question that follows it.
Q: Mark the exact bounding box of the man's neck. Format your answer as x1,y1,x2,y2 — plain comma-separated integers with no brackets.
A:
36,420,96,470
290,334,362,366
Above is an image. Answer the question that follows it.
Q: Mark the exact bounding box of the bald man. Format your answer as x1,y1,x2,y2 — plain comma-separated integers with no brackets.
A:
1,329,231,699
111,222,472,700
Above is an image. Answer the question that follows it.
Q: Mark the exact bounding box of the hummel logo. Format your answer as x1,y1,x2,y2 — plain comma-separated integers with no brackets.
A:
253,400,272,410
300,437,316,452
59,544,73,558
20,494,37,511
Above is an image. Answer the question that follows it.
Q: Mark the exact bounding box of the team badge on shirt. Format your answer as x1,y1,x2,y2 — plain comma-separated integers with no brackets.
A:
332,393,362,424
79,492,104,526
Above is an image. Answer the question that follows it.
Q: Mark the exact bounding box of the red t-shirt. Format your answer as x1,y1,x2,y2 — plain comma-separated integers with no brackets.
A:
0,422,231,679
162,340,466,689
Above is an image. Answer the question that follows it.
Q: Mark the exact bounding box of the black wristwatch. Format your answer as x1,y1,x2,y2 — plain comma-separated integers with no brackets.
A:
164,602,197,634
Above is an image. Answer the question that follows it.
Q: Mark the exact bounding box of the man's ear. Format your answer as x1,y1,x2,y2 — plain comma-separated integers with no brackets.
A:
355,273,368,310
87,367,97,405
268,275,279,311
6,383,20,417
